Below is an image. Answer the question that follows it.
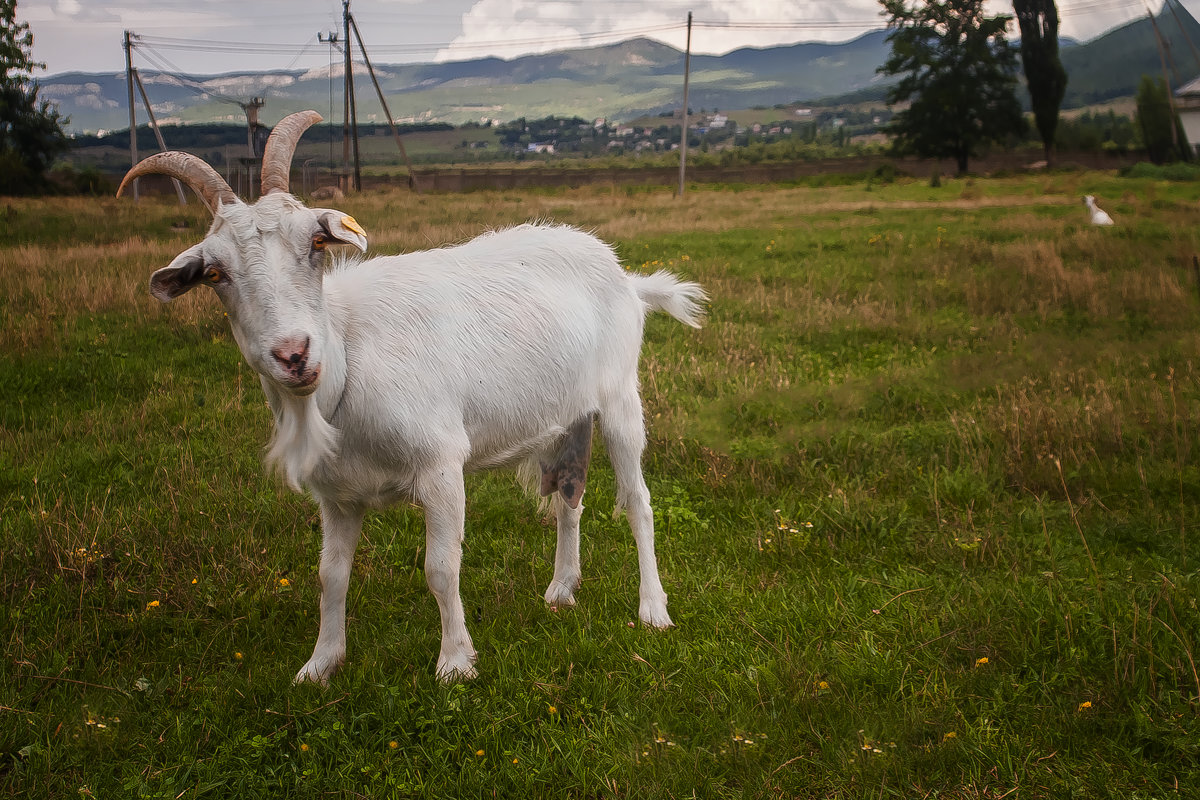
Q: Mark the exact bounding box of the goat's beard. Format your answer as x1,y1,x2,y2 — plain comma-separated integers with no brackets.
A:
265,393,339,491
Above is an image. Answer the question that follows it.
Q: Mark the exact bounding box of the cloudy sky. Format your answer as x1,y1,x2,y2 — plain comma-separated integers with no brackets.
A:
28,0,1175,78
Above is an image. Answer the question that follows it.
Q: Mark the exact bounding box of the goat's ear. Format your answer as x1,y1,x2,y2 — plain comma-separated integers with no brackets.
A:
149,245,206,303
317,210,368,253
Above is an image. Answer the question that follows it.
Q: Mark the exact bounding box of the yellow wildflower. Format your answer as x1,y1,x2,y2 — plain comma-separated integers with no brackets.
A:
1078,701,1092,711
145,600,159,609
975,656,988,666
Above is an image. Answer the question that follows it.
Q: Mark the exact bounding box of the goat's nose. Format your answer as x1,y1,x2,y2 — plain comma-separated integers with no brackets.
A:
272,336,311,370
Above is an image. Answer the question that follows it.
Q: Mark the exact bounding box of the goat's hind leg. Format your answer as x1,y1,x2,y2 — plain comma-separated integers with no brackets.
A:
600,391,672,629
544,494,583,607
539,416,592,608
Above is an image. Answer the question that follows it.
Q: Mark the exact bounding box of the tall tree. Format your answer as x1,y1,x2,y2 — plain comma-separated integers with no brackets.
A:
0,0,68,194
1135,74,1187,164
878,0,1025,174
1014,0,1068,167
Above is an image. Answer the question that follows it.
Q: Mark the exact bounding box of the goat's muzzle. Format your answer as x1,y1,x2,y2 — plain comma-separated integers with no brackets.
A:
272,336,321,395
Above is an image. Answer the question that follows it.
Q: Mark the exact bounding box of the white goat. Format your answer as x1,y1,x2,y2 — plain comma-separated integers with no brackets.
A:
119,111,707,684
1083,194,1114,226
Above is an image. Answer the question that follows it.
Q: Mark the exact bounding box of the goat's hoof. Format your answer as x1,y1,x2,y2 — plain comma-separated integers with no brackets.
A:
294,653,343,686
543,580,579,608
639,600,673,629
293,666,330,686
436,653,478,683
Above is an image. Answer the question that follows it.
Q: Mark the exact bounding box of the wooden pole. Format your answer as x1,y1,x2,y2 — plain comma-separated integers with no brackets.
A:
349,13,421,192
1147,6,1184,85
1147,7,1184,155
341,4,352,191
1164,0,1200,73
677,12,692,198
319,31,338,170
132,68,187,205
124,30,139,201
343,0,361,191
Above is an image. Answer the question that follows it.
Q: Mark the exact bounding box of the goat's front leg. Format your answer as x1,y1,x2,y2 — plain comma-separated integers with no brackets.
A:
295,499,364,685
418,466,477,681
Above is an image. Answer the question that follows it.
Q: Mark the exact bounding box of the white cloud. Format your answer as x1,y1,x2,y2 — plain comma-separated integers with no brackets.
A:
434,0,1154,62
25,0,1177,77
435,1,891,61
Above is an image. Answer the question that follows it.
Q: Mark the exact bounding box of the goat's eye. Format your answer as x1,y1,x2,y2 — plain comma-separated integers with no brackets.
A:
203,266,224,284
312,233,328,252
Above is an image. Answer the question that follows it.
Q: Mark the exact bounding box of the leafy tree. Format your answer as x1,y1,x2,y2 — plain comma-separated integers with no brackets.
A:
1135,74,1188,164
0,0,68,194
878,0,1025,174
1014,0,1068,167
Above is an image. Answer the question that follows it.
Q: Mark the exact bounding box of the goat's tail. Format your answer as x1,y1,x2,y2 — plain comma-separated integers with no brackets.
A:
631,270,708,328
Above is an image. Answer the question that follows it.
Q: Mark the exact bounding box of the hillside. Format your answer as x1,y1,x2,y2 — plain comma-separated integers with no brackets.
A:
1061,0,1200,106
41,33,892,135
39,3,1200,134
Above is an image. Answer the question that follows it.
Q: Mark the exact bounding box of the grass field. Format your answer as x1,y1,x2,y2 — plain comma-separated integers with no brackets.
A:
2,172,1199,798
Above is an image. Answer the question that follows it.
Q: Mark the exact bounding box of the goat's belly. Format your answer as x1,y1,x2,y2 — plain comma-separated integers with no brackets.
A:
465,427,564,472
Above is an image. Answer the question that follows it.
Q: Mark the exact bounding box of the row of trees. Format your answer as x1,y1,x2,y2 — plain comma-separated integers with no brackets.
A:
879,0,1195,171
879,0,1066,173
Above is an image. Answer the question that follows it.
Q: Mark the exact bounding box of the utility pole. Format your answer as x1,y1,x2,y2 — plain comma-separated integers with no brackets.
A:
318,30,339,170
132,68,187,205
1147,6,1183,85
1147,7,1183,155
1165,0,1200,73
677,12,692,198
348,11,420,192
124,30,139,201
342,0,361,192
240,97,266,157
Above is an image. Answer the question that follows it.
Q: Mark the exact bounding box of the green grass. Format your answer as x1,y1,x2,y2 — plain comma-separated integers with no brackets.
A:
2,173,1199,798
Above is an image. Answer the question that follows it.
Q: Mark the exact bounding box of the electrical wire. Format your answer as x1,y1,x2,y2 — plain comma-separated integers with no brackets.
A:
122,0,1163,91
132,41,254,106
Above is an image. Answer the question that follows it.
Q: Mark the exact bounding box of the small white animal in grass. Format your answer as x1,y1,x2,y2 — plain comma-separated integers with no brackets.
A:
1083,195,1114,226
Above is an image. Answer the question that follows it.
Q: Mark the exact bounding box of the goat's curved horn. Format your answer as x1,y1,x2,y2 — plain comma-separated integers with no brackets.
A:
118,152,237,214
261,110,323,196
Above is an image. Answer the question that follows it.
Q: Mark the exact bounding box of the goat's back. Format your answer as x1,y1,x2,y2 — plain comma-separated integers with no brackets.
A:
324,224,657,467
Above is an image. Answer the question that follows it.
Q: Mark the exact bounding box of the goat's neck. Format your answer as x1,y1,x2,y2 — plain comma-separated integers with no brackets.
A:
262,320,347,492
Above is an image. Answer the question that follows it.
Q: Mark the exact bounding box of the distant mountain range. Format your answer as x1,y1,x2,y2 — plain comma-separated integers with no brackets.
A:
39,3,1200,134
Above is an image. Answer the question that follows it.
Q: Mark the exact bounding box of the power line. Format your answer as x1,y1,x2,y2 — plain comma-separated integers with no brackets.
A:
119,2,1159,67
132,44,246,106
135,34,325,55
1059,0,1145,16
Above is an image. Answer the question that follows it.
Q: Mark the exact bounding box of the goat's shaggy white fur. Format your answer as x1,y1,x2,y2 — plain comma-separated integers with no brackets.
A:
148,199,705,683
